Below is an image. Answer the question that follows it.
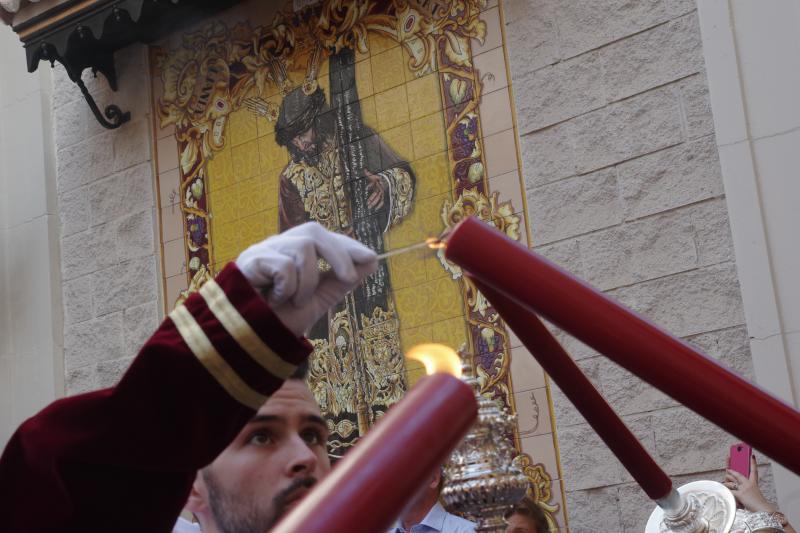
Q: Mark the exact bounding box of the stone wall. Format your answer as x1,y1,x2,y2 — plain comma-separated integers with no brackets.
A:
502,1,773,531
0,26,62,446
53,44,161,395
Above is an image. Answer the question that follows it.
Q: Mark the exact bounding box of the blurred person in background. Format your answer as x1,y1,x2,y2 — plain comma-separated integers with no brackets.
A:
504,498,549,533
387,468,476,533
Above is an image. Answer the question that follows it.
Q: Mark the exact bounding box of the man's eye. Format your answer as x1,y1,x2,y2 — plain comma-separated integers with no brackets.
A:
301,429,324,446
247,432,274,446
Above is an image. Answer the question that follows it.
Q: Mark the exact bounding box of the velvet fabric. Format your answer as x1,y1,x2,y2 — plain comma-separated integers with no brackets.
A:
0,264,313,533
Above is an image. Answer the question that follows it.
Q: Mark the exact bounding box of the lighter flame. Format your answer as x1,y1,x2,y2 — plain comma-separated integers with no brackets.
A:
425,237,447,250
406,343,462,377
375,236,448,261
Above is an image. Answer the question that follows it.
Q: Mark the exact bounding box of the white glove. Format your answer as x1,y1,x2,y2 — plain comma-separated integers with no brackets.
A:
235,222,377,336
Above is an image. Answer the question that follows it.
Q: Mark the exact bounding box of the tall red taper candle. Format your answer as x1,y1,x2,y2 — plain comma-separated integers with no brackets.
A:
473,278,672,500
271,373,478,533
445,217,800,476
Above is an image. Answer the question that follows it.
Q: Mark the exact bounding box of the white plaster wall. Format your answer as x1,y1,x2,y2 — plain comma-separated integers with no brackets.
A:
697,0,800,524
0,25,63,447
51,44,161,395
502,1,770,530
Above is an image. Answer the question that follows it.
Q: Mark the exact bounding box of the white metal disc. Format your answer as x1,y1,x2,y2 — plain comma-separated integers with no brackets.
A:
645,480,736,533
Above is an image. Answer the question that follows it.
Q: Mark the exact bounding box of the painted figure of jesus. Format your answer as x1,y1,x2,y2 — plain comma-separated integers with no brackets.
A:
273,49,416,456
276,87,415,244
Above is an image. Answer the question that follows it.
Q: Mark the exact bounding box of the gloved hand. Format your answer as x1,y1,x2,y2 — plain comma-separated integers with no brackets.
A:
235,222,377,336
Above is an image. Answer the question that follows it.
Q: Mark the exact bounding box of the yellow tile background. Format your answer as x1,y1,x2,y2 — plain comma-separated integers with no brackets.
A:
375,85,410,132
411,113,446,159
407,74,443,121
413,151,451,200
258,134,289,174
228,108,258,147
236,175,269,218
210,221,242,264
431,317,469,356
231,139,260,181
206,150,234,192
387,248,428,290
380,123,414,164
356,58,375,98
360,96,378,131
239,211,269,249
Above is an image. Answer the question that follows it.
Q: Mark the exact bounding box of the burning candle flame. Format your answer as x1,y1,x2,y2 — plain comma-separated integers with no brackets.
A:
406,343,462,377
425,237,447,250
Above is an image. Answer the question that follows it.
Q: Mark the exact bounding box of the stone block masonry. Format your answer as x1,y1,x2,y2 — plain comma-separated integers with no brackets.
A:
52,45,161,395
504,1,770,531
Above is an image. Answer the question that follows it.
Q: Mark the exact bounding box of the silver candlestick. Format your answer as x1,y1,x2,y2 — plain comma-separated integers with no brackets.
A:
441,357,529,532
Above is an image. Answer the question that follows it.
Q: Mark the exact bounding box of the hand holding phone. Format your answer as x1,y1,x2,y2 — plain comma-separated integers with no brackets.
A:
725,450,780,516
729,442,752,478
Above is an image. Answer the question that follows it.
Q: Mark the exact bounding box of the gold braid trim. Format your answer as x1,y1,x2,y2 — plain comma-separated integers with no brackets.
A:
169,305,268,410
199,279,298,380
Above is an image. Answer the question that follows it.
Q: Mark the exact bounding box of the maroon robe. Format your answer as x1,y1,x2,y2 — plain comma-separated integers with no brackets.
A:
0,264,313,533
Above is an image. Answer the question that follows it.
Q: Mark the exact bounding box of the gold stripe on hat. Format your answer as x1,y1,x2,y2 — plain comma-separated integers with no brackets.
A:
169,304,267,410
200,279,298,380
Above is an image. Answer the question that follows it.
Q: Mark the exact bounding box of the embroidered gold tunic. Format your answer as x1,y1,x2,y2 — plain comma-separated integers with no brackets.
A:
277,130,416,456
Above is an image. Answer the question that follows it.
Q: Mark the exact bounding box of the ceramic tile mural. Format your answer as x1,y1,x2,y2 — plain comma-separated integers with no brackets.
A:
150,0,566,527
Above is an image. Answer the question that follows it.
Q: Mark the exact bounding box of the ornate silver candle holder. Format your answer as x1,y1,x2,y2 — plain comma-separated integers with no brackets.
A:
441,358,529,532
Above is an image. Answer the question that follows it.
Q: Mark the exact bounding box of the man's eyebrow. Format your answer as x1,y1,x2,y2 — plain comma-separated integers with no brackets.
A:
305,415,327,428
246,414,327,427
248,414,282,425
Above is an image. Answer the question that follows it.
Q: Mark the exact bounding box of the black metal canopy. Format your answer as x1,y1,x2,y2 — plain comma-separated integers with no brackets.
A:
14,0,243,128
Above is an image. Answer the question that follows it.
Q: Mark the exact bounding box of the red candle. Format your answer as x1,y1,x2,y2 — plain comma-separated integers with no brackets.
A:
472,278,672,500
271,373,477,533
445,216,800,476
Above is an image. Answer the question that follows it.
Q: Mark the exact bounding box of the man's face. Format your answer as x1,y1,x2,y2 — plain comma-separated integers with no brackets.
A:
291,127,317,154
195,380,331,533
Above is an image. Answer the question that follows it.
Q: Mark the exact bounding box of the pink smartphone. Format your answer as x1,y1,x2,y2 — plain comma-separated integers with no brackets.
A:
729,442,752,477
